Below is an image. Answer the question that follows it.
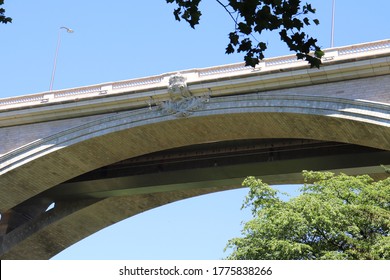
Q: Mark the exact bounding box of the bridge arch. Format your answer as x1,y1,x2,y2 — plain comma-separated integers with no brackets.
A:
1,93,389,259
2,94,390,207
2,93,389,208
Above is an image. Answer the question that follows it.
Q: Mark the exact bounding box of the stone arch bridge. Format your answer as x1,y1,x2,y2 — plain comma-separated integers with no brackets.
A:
0,40,389,259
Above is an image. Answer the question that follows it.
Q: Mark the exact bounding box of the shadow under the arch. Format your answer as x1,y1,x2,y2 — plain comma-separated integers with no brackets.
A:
1,138,389,259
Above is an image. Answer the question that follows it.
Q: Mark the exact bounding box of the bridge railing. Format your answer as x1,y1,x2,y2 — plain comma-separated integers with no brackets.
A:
1,39,390,111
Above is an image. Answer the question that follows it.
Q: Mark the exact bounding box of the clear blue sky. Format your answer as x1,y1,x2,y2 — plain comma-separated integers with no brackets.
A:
1,1,389,260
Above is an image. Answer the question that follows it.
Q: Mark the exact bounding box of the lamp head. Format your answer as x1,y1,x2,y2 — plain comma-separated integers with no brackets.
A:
61,26,74,33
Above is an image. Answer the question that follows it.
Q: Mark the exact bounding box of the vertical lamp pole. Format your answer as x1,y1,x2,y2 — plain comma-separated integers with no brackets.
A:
330,0,336,47
49,26,74,91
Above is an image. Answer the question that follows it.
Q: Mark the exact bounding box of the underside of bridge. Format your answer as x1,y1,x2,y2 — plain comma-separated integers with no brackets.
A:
1,137,389,259
45,138,390,199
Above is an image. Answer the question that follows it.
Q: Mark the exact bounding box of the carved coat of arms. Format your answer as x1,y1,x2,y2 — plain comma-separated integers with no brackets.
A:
168,74,191,100
157,73,209,117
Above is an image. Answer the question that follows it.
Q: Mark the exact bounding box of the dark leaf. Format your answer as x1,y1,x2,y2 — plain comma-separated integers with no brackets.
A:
168,0,323,68
229,32,240,46
244,53,259,68
237,22,252,35
314,49,325,58
226,44,235,54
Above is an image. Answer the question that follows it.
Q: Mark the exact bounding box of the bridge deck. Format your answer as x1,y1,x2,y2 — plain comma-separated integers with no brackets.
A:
1,39,390,126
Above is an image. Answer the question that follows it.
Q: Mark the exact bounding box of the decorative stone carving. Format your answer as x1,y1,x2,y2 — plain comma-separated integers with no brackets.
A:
156,73,209,118
168,73,191,100
158,95,209,118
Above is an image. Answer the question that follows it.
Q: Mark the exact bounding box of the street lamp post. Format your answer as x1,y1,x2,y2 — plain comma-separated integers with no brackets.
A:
49,26,74,91
330,0,336,47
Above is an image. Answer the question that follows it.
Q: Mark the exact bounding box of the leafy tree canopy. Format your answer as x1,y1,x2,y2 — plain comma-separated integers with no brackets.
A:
226,171,390,260
166,0,324,68
0,0,12,24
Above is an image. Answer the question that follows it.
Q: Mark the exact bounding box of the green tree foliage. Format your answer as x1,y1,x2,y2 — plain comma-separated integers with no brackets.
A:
166,0,324,68
0,0,12,24
226,171,390,260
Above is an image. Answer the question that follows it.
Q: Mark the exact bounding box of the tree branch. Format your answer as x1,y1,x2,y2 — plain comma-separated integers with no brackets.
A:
215,0,239,27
